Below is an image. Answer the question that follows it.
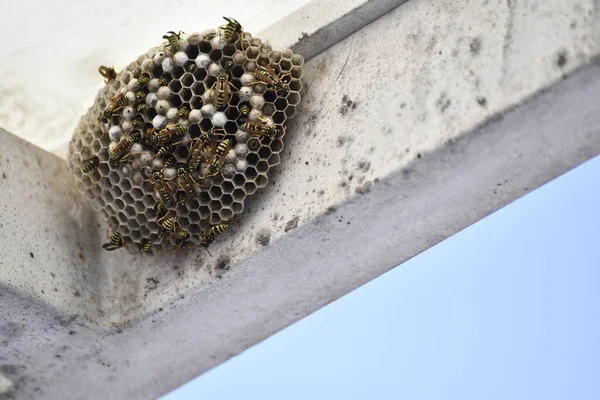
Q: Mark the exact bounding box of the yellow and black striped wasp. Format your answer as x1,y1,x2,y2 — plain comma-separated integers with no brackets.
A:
162,30,186,53
81,156,99,173
101,92,128,123
149,123,187,148
250,64,291,97
137,73,151,85
149,167,177,209
209,71,237,111
240,120,286,140
109,130,141,167
187,128,226,172
140,239,153,254
102,229,126,251
203,138,231,178
173,163,205,200
219,17,246,49
198,222,230,256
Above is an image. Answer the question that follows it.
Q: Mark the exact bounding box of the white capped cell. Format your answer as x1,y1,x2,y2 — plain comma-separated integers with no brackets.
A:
208,62,221,76
153,115,168,130
248,109,264,121
188,33,202,45
145,93,158,107
163,168,177,180
210,35,225,49
108,125,122,142
225,149,237,164
157,86,171,100
147,78,160,93
166,107,179,122
188,109,202,123
212,112,227,127
127,79,140,92
240,73,255,86
174,51,189,66
155,100,170,115
234,144,249,158
238,86,253,102
141,59,155,72
201,104,216,117
140,152,154,165
235,159,248,172
153,51,167,65
235,130,250,144
195,54,211,68
121,121,133,133
125,91,136,103
250,95,265,110
162,57,174,73
122,107,135,120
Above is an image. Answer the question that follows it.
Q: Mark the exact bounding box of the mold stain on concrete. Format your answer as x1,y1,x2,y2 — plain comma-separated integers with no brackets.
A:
339,95,357,116
556,50,568,68
436,92,451,113
284,216,300,232
256,230,271,246
470,37,482,55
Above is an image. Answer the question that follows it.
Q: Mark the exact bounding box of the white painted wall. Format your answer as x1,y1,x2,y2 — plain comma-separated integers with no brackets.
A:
0,0,312,155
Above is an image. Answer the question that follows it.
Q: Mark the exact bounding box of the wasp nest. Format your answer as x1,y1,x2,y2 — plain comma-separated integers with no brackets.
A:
67,19,303,254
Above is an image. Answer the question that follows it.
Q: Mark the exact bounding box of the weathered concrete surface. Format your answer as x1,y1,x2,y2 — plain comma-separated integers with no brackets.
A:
2,0,600,398
260,0,409,60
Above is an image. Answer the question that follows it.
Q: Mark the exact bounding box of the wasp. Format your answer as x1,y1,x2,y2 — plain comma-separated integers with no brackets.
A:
177,192,188,207
159,75,171,86
158,212,179,237
132,115,145,129
163,31,184,53
137,73,151,85
136,103,148,113
239,103,251,117
136,89,147,102
153,142,179,159
187,137,208,172
178,105,190,118
150,169,176,208
240,121,286,140
203,138,231,178
219,17,245,49
198,223,230,253
109,130,141,167
160,216,177,235
186,128,226,171
163,154,178,169
222,59,234,70
209,71,236,111
251,65,291,97
173,228,191,243
140,239,153,254
98,66,116,84
101,92,128,122
175,163,205,200
81,156,99,173
102,229,126,251
155,202,168,218
150,123,187,148
187,63,196,72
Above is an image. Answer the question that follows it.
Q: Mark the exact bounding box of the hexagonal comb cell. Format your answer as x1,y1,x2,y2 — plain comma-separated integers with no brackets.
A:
67,19,303,254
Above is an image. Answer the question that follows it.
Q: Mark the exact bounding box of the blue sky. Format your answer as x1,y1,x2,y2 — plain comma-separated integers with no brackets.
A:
163,155,600,400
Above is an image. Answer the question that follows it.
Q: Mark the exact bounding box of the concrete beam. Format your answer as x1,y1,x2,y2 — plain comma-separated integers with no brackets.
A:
2,0,600,398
